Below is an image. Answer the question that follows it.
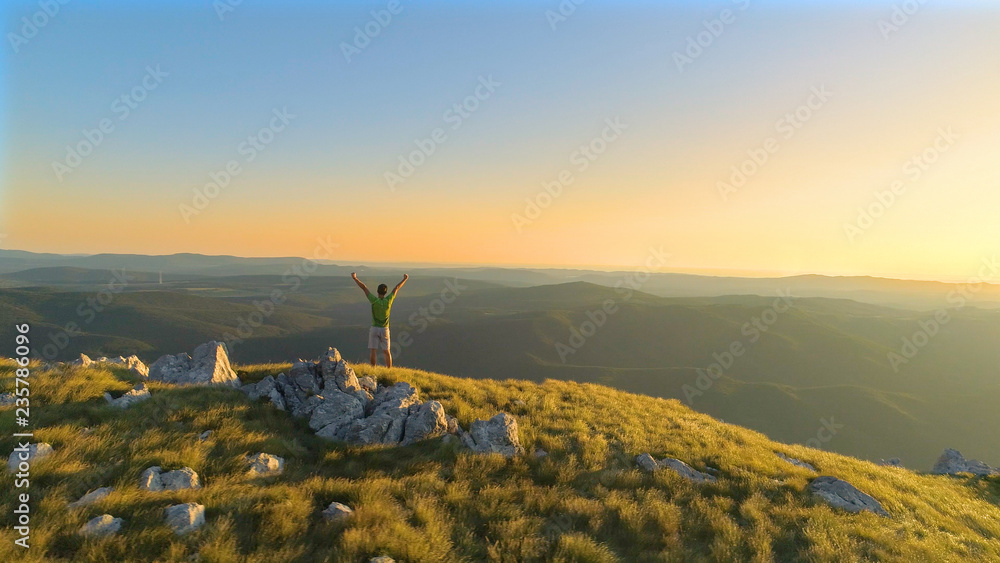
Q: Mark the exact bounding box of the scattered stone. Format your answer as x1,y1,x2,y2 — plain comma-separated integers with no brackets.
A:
777,452,817,472
69,487,113,508
369,557,396,563
165,503,205,535
809,476,888,517
0,393,16,408
104,383,151,409
510,399,527,408
460,413,525,457
72,353,94,368
71,354,149,377
79,514,123,537
635,453,717,483
322,501,354,522
148,341,241,387
533,448,549,459
140,466,201,491
878,458,903,468
247,453,285,477
931,449,998,476
445,415,460,435
199,430,213,441
7,443,53,472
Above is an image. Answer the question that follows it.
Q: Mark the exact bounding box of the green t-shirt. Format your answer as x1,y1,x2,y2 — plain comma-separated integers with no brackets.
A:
368,292,395,327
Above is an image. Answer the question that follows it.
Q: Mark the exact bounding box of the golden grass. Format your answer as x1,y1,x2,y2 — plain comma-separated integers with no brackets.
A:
0,358,997,562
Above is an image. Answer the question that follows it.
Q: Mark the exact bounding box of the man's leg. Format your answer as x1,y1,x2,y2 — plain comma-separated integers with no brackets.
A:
383,349,392,368
369,348,377,366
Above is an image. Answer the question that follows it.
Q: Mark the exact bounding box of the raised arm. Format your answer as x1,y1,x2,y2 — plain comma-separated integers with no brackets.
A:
351,272,371,297
392,274,409,295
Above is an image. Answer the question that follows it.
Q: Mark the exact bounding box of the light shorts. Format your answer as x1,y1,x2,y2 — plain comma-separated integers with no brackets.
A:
368,326,390,351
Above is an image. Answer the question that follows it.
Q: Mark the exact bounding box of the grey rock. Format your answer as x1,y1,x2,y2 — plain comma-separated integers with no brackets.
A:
464,413,525,457
69,487,113,508
635,453,659,472
0,393,16,408
809,476,888,517
7,443,53,472
199,430,213,441
931,449,998,476
340,413,397,444
104,383,151,409
358,376,378,395
72,353,94,368
247,452,285,477
165,503,205,535
402,400,448,445
637,453,717,483
322,501,354,522
290,361,321,394
148,341,240,387
370,382,421,416
79,514,123,537
140,466,201,491
533,448,549,459
777,452,817,472
369,557,396,563
309,392,365,434
445,415,459,435
878,458,903,468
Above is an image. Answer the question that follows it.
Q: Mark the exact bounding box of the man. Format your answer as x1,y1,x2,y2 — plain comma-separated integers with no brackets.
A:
351,272,408,367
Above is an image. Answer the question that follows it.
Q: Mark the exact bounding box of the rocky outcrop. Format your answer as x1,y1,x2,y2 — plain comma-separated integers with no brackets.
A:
809,476,888,517
69,487,113,508
322,501,354,522
72,353,149,377
931,449,998,476
636,453,717,483
165,503,205,535
148,341,240,387
140,466,201,491
777,452,817,472
79,514,123,537
241,348,463,448
247,453,284,477
104,383,151,409
7,443,53,472
460,413,525,457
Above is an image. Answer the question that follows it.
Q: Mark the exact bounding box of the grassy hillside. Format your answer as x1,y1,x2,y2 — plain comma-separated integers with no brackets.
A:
1,360,998,562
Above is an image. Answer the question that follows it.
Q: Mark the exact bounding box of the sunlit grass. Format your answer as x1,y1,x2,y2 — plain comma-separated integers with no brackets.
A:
0,358,997,561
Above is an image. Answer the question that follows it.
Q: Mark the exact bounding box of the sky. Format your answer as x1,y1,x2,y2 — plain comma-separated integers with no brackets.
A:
2,0,998,281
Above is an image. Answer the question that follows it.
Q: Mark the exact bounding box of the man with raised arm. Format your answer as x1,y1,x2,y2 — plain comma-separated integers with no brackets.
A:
351,272,408,367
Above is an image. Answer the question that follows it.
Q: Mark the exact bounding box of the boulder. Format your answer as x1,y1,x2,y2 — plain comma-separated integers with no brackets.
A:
104,383,151,409
69,487,113,508
148,341,240,387
809,476,888,517
401,400,448,445
931,449,998,476
79,514,123,537
72,353,94,368
0,393,15,408
461,413,525,457
7,443,53,472
247,453,285,477
358,375,378,395
322,501,354,522
776,452,817,472
369,557,396,563
309,392,365,437
636,453,717,483
533,448,549,459
140,466,201,491
165,503,205,535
